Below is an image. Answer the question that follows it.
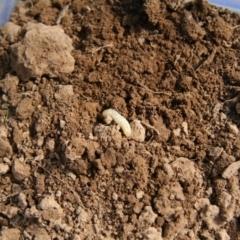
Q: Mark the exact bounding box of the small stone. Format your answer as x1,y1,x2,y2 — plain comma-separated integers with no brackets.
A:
136,191,144,200
2,94,8,102
0,163,10,174
220,113,227,122
76,207,89,223
38,195,64,220
34,154,44,161
54,85,74,101
112,192,118,201
133,202,144,214
130,120,146,142
3,157,11,164
115,166,124,174
209,147,223,158
2,206,19,219
0,138,13,158
103,115,113,124
182,122,188,135
56,190,62,198
0,228,21,240
194,198,210,211
227,123,239,135
12,159,31,181
173,128,181,136
137,37,145,45
60,120,66,129
37,136,44,147
45,139,55,151
143,227,163,240
24,206,39,219
162,163,174,178
139,206,157,225
222,161,240,179
17,193,28,210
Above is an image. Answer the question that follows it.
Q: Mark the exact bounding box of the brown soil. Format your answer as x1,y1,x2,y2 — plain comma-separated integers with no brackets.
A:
1,0,240,239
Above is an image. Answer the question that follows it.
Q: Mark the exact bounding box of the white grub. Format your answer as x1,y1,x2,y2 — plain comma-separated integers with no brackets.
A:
102,109,131,137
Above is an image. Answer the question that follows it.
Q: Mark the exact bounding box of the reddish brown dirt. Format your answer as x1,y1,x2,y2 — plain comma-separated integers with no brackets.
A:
1,0,240,239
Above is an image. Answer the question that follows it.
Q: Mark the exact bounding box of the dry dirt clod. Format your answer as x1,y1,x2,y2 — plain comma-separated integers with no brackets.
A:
1,22,21,43
181,10,206,41
10,23,75,80
16,97,35,120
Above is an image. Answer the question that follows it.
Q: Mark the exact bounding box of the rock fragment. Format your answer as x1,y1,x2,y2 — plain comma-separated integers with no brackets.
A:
17,193,28,210
142,227,163,240
227,122,239,135
0,228,21,240
130,120,146,142
222,161,240,179
0,163,10,174
1,206,19,219
38,195,64,220
0,138,13,158
139,206,157,225
54,85,74,101
12,159,31,181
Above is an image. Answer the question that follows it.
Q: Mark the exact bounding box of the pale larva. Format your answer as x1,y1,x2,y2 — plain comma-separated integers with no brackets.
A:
102,108,132,137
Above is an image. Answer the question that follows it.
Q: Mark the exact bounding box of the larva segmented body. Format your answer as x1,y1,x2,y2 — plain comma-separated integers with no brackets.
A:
102,108,132,137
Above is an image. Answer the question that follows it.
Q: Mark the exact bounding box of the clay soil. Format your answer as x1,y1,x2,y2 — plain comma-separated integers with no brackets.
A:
1,0,240,239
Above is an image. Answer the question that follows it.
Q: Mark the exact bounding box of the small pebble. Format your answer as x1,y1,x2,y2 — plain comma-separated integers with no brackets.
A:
60,120,66,129
227,123,239,135
45,139,55,151
222,161,240,179
0,163,10,174
136,191,144,199
112,192,118,201
12,159,31,181
173,128,181,136
130,120,146,142
17,192,28,209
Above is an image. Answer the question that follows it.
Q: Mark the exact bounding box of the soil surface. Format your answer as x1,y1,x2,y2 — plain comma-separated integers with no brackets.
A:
1,0,240,239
